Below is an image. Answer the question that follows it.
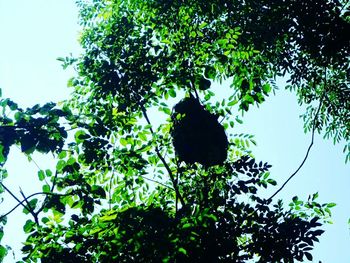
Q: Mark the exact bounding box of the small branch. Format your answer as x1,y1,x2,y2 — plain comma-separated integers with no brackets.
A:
142,175,174,190
19,188,39,225
0,182,31,213
267,135,315,201
268,91,325,201
50,171,59,192
139,104,185,207
0,191,72,221
189,78,200,100
35,170,59,216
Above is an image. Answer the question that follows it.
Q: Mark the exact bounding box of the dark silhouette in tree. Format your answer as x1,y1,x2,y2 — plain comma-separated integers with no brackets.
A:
171,95,228,166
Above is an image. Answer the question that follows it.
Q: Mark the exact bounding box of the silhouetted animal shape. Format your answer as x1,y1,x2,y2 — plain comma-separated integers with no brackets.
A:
171,96,228,167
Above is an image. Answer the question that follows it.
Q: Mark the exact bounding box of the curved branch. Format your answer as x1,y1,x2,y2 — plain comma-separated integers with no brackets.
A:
268,89,325,201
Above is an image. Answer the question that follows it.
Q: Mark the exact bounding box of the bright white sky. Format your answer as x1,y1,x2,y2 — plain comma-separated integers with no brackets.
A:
0,1,349,262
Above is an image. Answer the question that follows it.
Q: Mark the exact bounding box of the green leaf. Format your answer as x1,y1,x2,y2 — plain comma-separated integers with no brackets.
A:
262,83,271,94
235,117,243,124
58,151,67,159
42,184,50,193
38,170,45,181
0,145,6,163
14,111,23,121
120,137,128,146
267,179,277,186
228,100,238,106
178,247,187,255
138,132,147,141
56,160,66,172
0,245,7,262
41,217,50,224
169,89,176,98
45,169,53,177
243,94,255,104
217,39,228,46
100,213,118,221
199,21,208,29
163,107,171,115
292,196,298,203
182,223,191,229
23,219,35,233
67,157,76,165
74,130,90,144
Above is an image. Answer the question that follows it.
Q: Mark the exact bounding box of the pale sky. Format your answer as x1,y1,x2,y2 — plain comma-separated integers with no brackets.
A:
0,1,349,262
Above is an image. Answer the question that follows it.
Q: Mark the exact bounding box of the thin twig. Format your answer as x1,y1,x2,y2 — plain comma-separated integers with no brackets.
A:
19,187,39,225
142,175,174,190
268,89,326,201
0,191,72,221
35,170,59,216
139,104,185,207
0,182,31,213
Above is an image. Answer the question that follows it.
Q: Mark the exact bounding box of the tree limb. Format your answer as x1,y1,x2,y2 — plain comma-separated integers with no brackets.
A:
0,182,31,214
139,104,185,207
268,90,325,201
19,187,39,225
35,170,59,216
0,191,73,221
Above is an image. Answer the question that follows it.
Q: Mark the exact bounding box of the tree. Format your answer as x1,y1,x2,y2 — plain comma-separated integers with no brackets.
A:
0,0,349,262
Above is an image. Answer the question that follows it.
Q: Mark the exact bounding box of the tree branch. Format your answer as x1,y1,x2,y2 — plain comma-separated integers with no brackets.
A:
139,104,185,207
0,191,73,221
19,187,39,225
142,175,174,190
35,170,59,216
0,182,31,214
268,90,325,201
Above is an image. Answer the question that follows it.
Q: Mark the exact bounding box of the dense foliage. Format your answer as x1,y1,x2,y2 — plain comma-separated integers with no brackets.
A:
0,0,349,262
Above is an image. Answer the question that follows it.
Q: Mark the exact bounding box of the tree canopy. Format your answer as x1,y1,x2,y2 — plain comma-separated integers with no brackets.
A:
0,0,349,262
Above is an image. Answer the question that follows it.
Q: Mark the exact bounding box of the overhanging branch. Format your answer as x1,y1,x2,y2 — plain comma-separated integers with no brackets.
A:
268,89,326,201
